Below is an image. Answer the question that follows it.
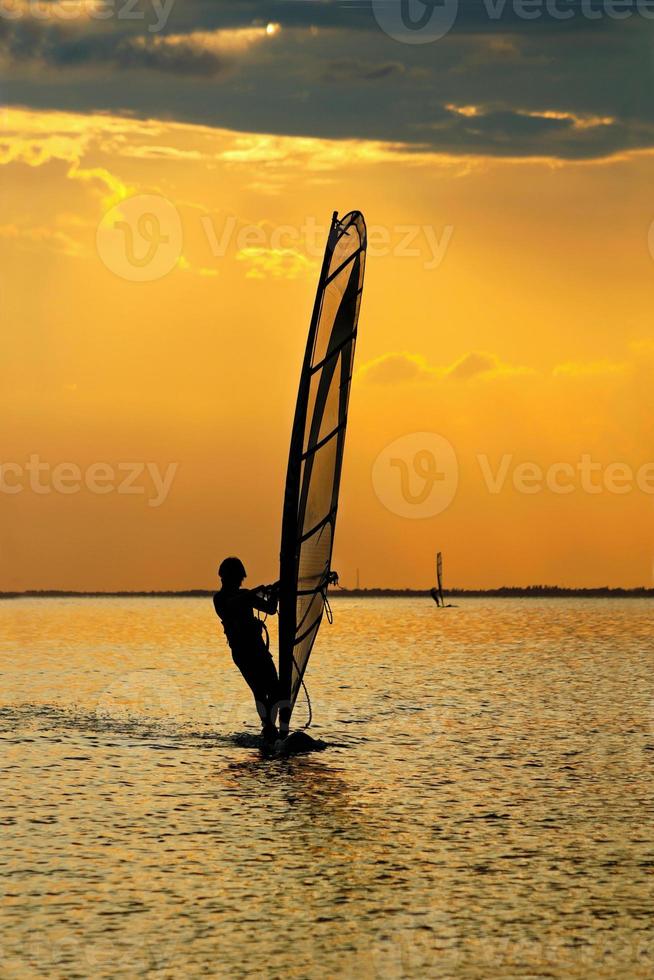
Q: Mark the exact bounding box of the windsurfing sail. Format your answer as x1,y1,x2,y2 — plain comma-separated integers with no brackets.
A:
278,210,367,734
431,551,444,606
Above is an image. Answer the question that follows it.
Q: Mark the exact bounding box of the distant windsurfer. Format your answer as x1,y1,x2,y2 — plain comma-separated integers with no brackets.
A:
213,557,281,741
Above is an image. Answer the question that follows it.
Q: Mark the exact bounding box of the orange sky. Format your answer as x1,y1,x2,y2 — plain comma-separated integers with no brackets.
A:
3,107,654,590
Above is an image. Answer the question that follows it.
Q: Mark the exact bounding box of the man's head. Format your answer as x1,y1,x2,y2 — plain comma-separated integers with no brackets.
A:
218,556,246,588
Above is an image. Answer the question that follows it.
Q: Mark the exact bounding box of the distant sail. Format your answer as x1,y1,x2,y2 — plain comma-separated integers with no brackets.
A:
431,551,444,606
278,211,367,734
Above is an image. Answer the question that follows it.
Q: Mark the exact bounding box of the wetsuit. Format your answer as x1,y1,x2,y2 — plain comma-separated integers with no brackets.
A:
213,586,280,733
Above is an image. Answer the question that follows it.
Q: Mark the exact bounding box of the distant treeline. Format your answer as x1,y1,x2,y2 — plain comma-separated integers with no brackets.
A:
0,590,214,599
2,586,654,599
339,586,654,598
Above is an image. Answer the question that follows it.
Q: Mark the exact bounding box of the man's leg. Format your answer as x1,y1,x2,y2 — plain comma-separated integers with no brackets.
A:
259,650,281,729
233,653,270,729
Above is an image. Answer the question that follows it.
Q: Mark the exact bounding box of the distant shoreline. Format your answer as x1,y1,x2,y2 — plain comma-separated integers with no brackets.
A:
2,587,654,599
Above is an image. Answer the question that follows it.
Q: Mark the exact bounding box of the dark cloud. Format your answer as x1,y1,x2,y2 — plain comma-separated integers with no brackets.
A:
0,16,229,76
2,1,654,159
162,0,630,37
98,36,227,77
321,58,405,83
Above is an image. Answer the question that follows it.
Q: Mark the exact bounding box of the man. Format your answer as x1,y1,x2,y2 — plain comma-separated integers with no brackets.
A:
213,556,281,741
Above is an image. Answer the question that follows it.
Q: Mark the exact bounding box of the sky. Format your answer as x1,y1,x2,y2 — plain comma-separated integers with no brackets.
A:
2,0,654,590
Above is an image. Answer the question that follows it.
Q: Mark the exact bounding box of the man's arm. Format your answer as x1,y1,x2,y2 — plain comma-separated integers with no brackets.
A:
250,583,279,615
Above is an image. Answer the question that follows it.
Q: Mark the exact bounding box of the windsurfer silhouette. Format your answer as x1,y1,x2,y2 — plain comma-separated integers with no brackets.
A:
213,557,281,741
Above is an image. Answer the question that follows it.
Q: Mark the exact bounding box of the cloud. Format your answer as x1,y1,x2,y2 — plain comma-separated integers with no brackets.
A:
114,26,281,77
177,255,219,277
116,144,203,161
0,15,281,78
0,0,103,19
113,35,229,77
553,342,654,380
411,102,635,161
161,24,281,55
235,246,314,280
0,106,459,209
357,352,436,385
446,103,616,132
447,351,500,380
218,132,437,173
358,350,532,385
67,160,131,207
0,221,86,257
321,59,405,84
37,31,230,78
446,350,532,380
2,4,654,161
553,359,627,378
0,110,132,206
0,107,153,169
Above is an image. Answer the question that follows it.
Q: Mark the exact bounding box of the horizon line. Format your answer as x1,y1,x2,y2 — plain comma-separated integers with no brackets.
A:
2,586,654,599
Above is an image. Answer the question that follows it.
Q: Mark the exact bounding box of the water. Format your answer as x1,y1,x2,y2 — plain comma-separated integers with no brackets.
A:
1,597,653,978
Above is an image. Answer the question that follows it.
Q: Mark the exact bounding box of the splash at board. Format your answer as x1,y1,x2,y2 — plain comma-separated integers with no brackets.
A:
270,731,327,757
233,731,326,755
276,210,367,746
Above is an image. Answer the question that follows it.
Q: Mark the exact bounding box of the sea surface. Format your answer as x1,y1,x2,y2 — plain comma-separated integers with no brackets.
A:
1,597,653,979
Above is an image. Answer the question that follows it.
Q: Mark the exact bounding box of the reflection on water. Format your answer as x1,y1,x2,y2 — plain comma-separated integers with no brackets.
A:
1,598,653,978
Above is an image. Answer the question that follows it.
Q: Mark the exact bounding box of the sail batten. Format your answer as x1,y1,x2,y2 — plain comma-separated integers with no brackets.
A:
309,328,359,374
324,249,365,287
278,211,367,734
301,421,347,461
298,507,338,543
